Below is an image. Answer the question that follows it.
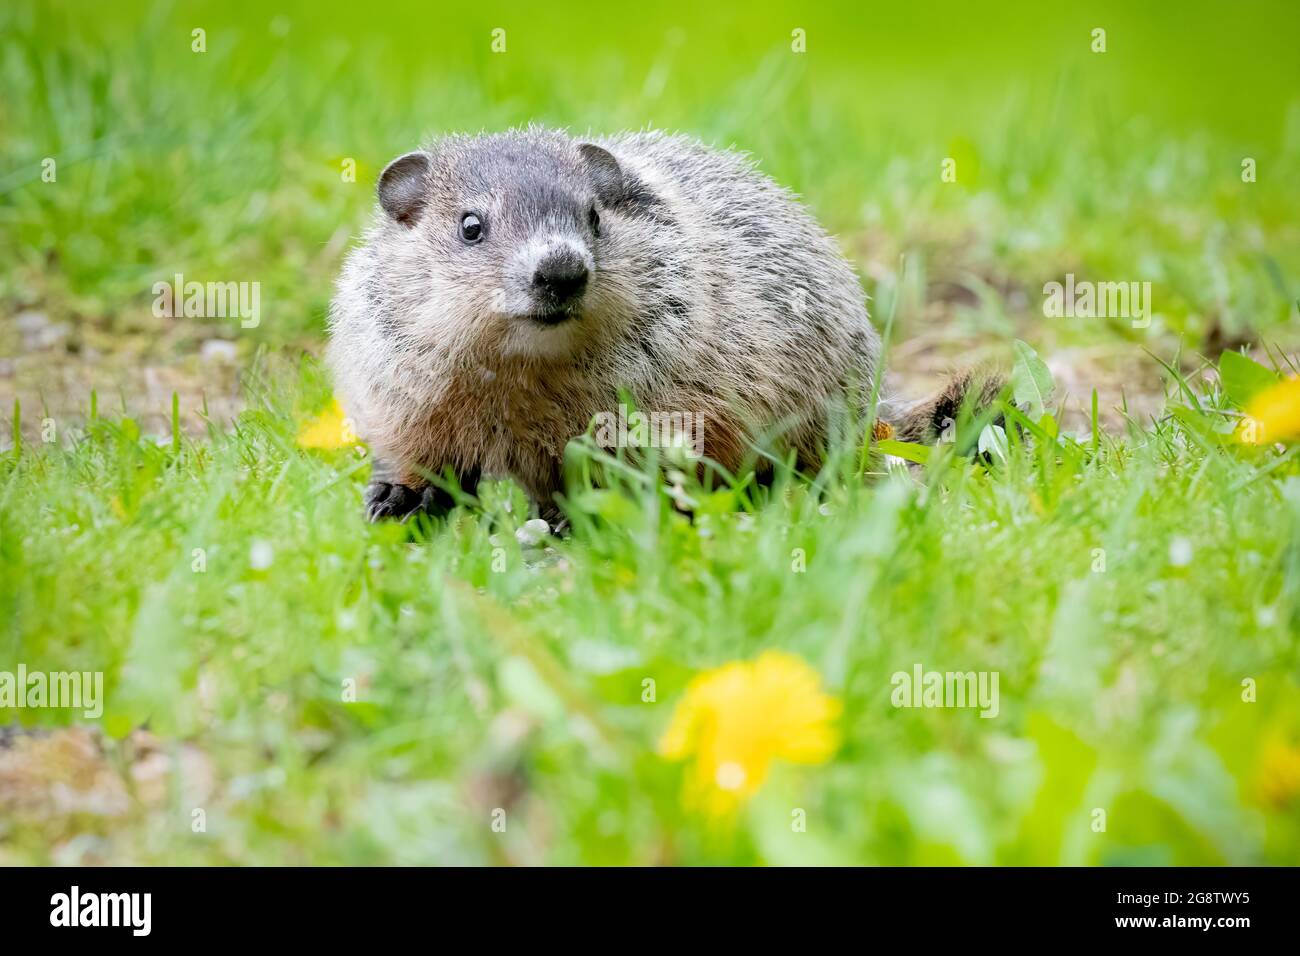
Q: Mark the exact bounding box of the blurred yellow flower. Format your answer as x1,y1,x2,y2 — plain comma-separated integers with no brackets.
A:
659,651,840,815
1255,735,1300,808
1239,377,1300,445
296,399,360,450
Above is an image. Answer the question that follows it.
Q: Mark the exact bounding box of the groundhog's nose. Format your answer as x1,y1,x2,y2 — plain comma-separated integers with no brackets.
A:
532,253,589,306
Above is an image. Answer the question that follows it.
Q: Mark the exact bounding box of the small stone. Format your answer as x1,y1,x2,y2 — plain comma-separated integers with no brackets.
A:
516,518,551,547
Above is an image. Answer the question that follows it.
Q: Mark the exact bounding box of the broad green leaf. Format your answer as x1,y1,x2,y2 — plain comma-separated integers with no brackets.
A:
977,423,1008,461
1004,714,1098,865
498,656,565,721
1171,404,1233,446
876,438,931,464
1218,349,1279,408
1011,340,1055,421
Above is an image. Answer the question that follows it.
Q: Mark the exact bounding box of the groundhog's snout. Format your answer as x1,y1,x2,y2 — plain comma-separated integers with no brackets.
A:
521,243,591,323
533,250,588,305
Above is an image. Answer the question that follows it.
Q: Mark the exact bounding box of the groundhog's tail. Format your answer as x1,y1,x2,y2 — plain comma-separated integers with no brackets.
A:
890,368,1008,444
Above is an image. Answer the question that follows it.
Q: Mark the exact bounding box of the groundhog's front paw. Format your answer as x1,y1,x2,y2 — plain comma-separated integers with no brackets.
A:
539,502,570,536
364,481,433,522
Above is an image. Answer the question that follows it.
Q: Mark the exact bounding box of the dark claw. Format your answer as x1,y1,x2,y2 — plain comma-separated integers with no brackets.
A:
364,480,426,522
539,502,569,536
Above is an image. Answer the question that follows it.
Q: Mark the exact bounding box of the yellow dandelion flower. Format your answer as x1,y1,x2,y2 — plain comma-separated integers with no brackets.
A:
659,651,840,815
1255,735,1300,808
296,399,360,450
1240,377,1300,445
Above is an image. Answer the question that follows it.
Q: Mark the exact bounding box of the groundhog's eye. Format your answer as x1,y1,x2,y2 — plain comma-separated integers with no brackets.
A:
459,213,484,244
588,206,600,236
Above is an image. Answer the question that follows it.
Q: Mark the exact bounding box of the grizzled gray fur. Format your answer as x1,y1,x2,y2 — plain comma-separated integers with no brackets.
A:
328,126,987,522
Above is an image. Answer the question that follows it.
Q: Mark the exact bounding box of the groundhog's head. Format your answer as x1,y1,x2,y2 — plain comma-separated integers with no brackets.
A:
364,128,644,361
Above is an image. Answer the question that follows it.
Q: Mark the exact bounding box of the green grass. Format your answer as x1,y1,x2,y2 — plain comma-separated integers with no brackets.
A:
4,355,1300,864
3,0,1300,865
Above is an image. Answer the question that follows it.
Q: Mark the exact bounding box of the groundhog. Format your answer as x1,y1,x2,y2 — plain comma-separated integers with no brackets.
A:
328,127,996,523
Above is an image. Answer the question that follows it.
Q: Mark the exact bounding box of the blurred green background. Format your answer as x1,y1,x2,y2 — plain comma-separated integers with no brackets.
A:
3,0,1298,360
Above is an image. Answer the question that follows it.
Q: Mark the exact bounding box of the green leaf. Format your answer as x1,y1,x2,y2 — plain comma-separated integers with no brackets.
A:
1218,350,1278,408
498,656,565,721
1011,340,1055,421
876,438,931,464
977,423,1008,462
1170,405,1233,447
1005,714,1098,865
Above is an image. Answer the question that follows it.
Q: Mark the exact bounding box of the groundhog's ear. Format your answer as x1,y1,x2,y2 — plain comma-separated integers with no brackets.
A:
377,151,432,225
578,143,624,206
